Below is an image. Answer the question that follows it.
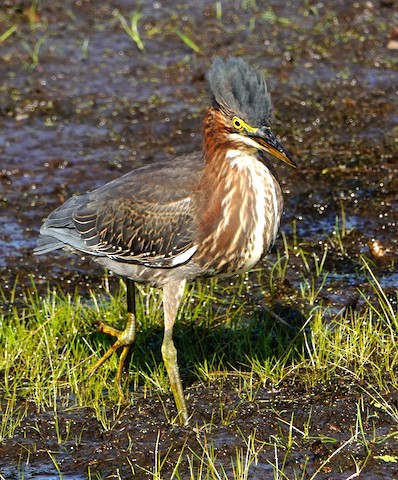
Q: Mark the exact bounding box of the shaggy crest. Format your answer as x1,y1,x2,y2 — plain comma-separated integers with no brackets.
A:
207,57,272,126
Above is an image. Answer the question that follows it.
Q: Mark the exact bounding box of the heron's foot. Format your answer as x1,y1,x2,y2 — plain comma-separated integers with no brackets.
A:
88,312,136,402
161,335,189,426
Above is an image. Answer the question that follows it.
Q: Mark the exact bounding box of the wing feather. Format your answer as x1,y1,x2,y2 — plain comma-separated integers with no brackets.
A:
35,154,202,268
74,196,196,265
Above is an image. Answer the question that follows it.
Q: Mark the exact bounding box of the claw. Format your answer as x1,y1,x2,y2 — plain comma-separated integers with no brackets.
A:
88,312,137,403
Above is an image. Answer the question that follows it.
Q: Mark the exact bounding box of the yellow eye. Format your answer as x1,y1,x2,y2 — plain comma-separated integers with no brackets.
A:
232,117,244,130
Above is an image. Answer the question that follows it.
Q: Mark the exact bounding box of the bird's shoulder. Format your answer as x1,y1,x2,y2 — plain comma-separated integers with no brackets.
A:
91,152,203,204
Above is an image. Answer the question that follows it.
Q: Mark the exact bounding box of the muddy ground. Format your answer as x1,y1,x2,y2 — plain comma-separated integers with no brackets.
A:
0,0,397,478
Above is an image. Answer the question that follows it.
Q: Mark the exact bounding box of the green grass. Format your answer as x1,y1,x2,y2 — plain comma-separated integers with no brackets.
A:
175,30,203,55
114,8,145,53
0,221,397,478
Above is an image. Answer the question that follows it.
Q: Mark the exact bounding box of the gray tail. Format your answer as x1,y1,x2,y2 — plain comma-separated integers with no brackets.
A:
34,236,66,255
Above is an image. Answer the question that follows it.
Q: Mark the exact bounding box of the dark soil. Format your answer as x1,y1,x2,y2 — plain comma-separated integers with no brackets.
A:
3,380,398,479
0,0,397,478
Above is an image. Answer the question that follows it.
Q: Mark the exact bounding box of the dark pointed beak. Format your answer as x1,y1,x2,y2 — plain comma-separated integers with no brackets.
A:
252,127,296,168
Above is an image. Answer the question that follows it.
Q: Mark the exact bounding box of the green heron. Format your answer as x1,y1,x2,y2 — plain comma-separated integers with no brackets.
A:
35,57,295,425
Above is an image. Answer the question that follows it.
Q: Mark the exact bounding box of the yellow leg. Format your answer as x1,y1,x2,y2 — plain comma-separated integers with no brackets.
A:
161,279,188,425
88,280,136,402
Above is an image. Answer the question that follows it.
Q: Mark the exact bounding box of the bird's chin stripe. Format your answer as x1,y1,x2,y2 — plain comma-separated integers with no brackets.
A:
228,133,262,152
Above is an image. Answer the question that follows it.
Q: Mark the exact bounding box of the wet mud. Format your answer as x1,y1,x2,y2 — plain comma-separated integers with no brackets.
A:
3,381,398,479
0,0,397,478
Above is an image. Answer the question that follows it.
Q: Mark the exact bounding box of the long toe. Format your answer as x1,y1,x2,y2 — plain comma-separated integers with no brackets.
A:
88,312,137,388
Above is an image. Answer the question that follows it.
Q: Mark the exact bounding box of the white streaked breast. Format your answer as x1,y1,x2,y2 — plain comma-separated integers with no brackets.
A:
226,148,282,271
